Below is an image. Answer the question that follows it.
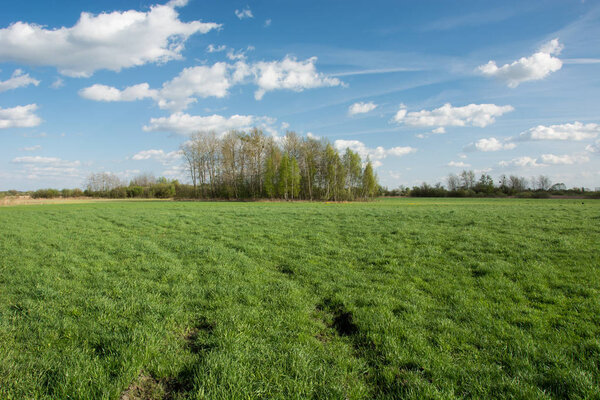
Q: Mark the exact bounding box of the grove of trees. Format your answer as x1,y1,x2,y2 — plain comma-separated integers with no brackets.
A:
179,129,378,200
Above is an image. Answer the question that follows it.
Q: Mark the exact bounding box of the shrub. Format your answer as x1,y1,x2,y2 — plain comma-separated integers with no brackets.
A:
31,189,61,199
109,187,127,198
150,183,175,199
126,186,144,198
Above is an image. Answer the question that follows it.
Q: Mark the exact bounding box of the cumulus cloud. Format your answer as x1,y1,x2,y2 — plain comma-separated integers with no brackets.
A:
252,56,343,100
464,137,516,152
81,57,342,110
334,139,416,165
0,2,221,77
393,103,513,128
0,104,42,129
132,149,181,165
79,83,158,102
348,101,377,116
540,153,589,165
0,69,39,92
143,113,274,135
499,156,546,168
447,161,470,167
235,8,253,19
478,38,563,88
158,63,235,110
11,156,82,179
586,140,600,153
206,44,226,53
517,122,600,141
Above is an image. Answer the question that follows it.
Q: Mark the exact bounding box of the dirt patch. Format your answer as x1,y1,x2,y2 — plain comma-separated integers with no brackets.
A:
121,373,166,400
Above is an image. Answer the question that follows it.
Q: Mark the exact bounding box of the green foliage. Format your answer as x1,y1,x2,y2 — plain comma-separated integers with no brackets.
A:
150,183,175,199
126,186,144,198
277,153,291,199
31,188,61,199
361,162,377,199
290,156,301,199
0,199,598,399
264,152,277,198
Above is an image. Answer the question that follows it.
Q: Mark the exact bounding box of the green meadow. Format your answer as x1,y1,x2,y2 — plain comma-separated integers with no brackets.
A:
0,198,598,399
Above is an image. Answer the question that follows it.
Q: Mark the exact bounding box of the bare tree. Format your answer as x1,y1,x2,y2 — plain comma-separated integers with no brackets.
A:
130,172,156,187
534,175,552,191
446,173,460,191
460,170,475,189
86,172,122,192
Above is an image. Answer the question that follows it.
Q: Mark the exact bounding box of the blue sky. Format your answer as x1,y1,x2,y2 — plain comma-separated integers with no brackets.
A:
1,0,599,190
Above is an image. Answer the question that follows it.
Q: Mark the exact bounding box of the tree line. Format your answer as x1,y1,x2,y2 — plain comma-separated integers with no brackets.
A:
23,129,379,201
179,129,378,200
381,170,598,198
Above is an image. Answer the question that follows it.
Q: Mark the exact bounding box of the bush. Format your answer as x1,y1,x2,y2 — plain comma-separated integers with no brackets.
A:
61,189,74,198
109,187,127,198
175,184,198,199
150,183,175,198
126,186,144,198
72,188,84,197
31,189,61,199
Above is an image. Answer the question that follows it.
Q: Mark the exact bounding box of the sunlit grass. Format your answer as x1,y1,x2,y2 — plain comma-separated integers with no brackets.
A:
0,198,598,399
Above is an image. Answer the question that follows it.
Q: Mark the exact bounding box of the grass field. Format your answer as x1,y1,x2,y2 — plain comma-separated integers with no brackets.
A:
0,198,599,399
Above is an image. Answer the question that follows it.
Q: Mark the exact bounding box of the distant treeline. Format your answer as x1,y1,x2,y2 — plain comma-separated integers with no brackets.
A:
18,129,379,201
178,130,378,200
381,170,600,198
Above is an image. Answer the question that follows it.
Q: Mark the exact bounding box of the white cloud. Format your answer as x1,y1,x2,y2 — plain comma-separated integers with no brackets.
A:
132,149,181,165
79,83,158,102
447,161,470,167
465,137,516,152
0,104,42,129
334,139,416,164
348,101,377,116
206,44,226,53
157,63,234,110
50,77,64,89
80,63,234,111
264,19,272,27
416,126,446,139
540,153,589,165
143,113,267,135
393,103,513,128
478,38,563,88
21,144,42,151
0,69,39,92
517,122,600,141
0,2,221,77
81,57,341,109
253,56,343,100
499,156,546,168
306,132,320,140
226,46,254,61
11,156,82,179
586,140,600,153
235,8,253,19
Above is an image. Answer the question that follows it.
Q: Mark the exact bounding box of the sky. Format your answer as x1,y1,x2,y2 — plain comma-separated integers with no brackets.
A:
1,0,599,190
